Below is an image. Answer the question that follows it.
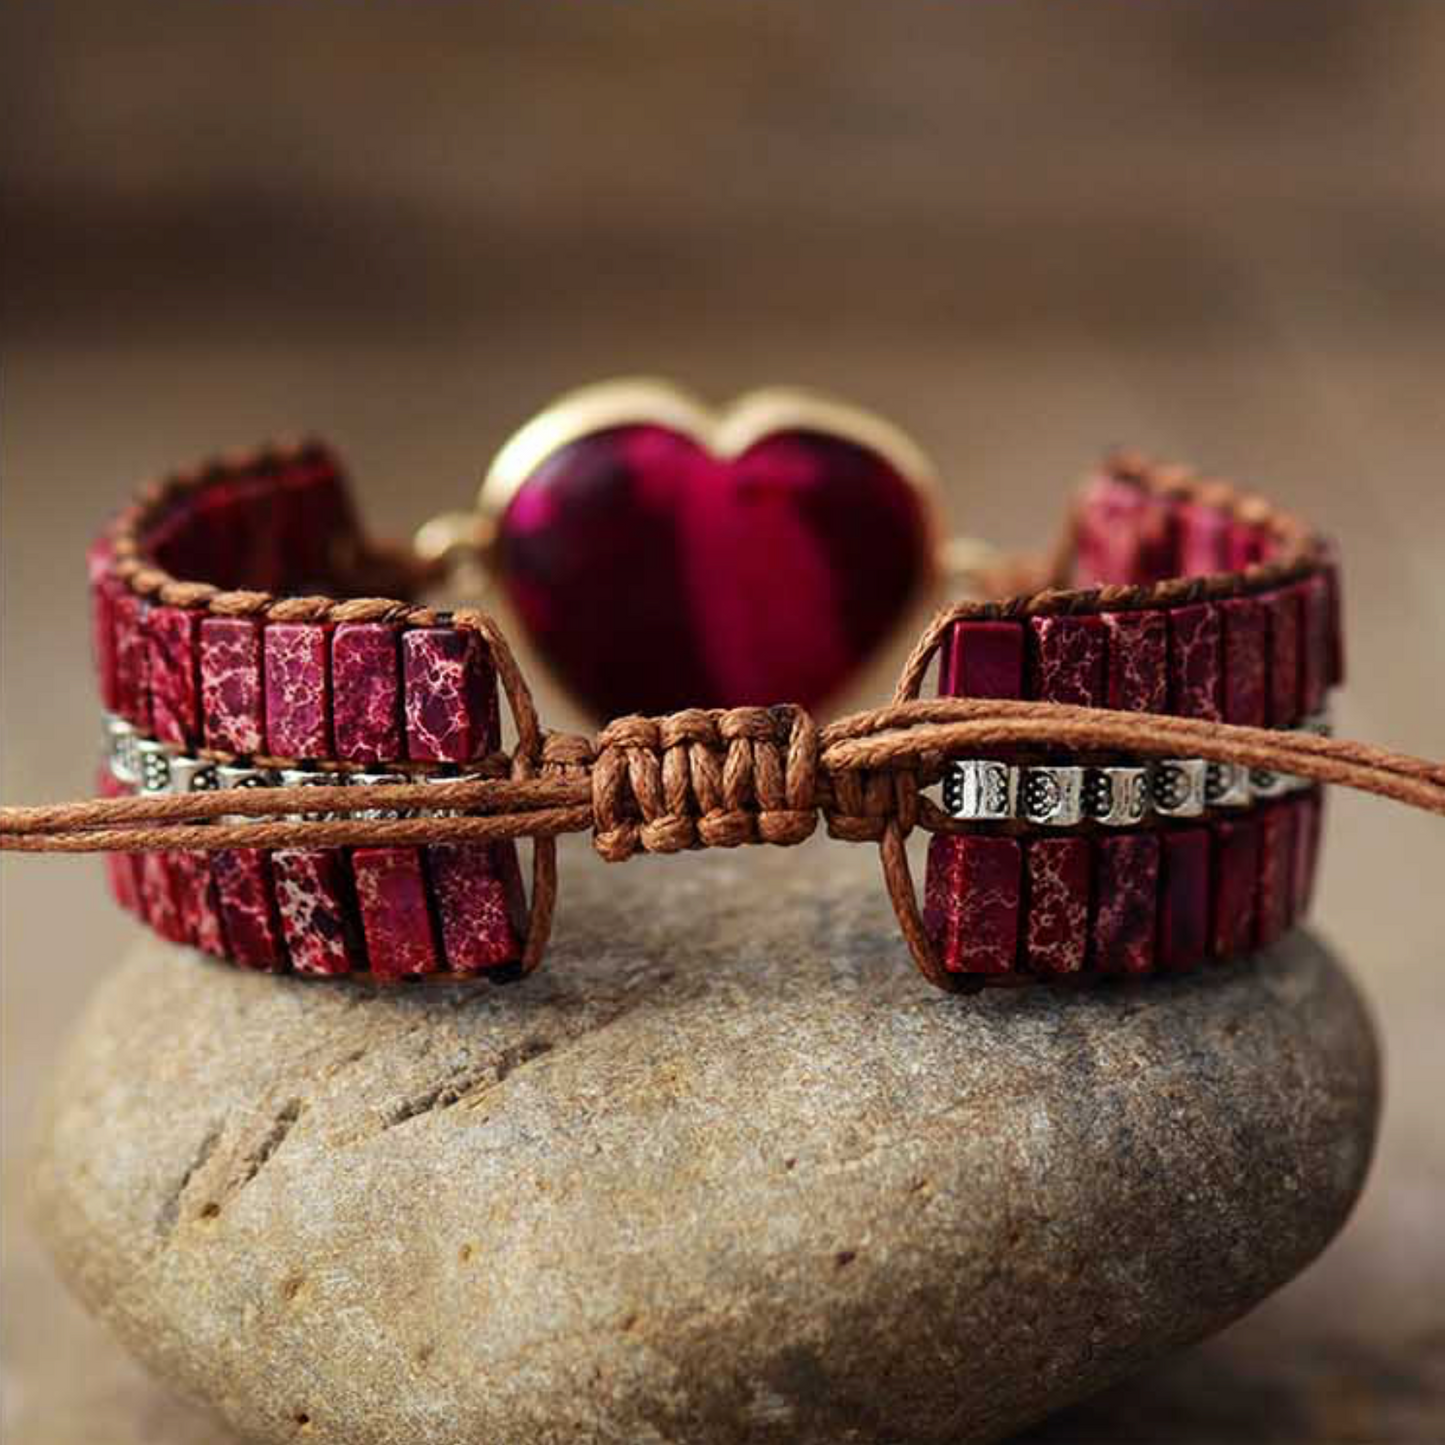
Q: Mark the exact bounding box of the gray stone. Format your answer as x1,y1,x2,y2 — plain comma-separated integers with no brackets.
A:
30,843,1378,1445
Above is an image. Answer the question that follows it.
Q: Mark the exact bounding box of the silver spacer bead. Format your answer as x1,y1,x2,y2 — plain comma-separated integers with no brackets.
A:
1019,765,1084,827
941,759,1016,822
215,763,279,824
1151,759,1208,818
1248,767,1295,799
106,715,141,789
168,754,220,796
351,772,411,821
135,738,173,796
1205,761,1253,809
278,767,348,823
1082,766,1149,827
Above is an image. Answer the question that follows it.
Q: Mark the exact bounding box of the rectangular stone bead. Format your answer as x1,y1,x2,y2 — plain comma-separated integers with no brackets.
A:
89,541,121,711
1219,596,1268,727
96,767,142,914
1029,614,1106,706
353,846,440,979
1159,829,1211,972
938,620,1025,699
1255,803,1298,949
1226,522,1268,570
1177,503,1230,576
1102,610,1167,713
146,605,203,747
332,622,403,764
112,589,152,729
923,834,1022,975
1211,816,1260,960
1072,474,1176,585
273,848,362,975
278,452,358,586
1298,574,1330,718
403,626,496,763
1323,559,1346,688
1290,790,1323,922
427,843,526,972
1091,833,1160,974
1024,837,1091,975
1167,601,1223,721
197,472,289,593
264,621,332,758
1262,587,1302,727
212,847,288,970
138,850,189,944
200,616,265,754
171,851,227,957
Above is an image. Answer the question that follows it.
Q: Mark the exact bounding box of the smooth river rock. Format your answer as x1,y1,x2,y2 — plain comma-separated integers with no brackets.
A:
31,843,1378,1445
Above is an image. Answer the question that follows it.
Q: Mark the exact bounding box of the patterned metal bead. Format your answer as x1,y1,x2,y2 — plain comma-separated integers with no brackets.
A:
277,767,348,823
1082,766,1149,827
1019,766,1084,827
168,754,220,795
136,738,172,795
106,715,141,788
215,763,279,824
1248,767,1296,799
1205,761,1253,809
1151,759,1208,818
1299,710,1334,738
941,759,1016,822
351,771,412,821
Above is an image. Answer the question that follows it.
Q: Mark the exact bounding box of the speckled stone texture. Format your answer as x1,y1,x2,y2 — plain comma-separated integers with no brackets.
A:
30,845,1378,1445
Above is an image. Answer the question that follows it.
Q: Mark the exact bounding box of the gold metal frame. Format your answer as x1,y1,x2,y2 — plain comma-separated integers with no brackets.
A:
477,377,945,545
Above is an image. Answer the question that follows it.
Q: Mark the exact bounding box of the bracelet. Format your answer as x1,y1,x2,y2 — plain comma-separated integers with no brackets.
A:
10,379,1441,993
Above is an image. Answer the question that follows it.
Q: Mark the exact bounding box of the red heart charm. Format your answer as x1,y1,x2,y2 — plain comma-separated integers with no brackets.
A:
486,381,937,719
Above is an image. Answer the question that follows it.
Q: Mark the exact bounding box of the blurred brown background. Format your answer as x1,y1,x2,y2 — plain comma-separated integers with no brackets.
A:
3,3,1443,1441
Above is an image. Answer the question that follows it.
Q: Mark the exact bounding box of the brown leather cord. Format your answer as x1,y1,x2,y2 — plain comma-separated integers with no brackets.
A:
6,702,1442,854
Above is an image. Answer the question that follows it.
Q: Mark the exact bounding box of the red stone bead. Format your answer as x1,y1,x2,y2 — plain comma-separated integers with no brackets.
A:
172,850,226,956
1102,609,1167,713
1219,596,1268,727
427,843,526,972
1210,816,1260,959
212,847,287,969
278,451,357,586
353,846,440,979
200,617,265,754
1297,574,1330,717
1029,614,1106,706
1168,602,1222,721
1226,522,1268,570
89,541,121,712
1024,838,1091,975
146,606,203,747
1177,502,1230,576
273,848,361,975
938,620,1025,699
96,767,142,914
138,850,189,944
403,627,496,763
1255,803,1298,949
1072,474,1176,585
1159,829,1211,971
264,622,332,758
1091,834,1160,974
496,424,930,716
112,589,151,729
1263,587,1302,727
1323,559,1346,688
332,623,403,764
195,471,289,592
1290,790,1323,922
923,834,1022,975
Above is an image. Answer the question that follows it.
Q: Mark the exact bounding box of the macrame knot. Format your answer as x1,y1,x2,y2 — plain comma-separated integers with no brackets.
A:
588,705,819,862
